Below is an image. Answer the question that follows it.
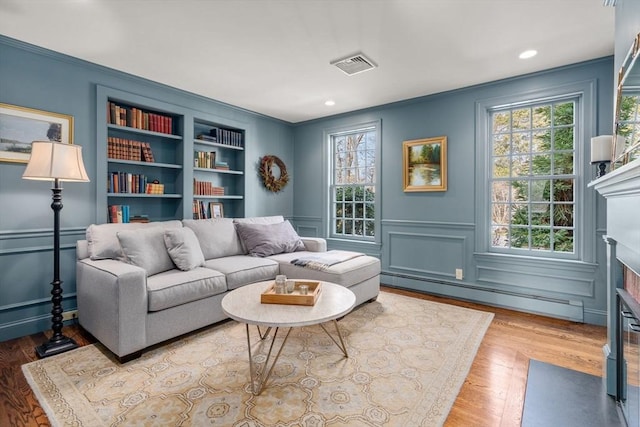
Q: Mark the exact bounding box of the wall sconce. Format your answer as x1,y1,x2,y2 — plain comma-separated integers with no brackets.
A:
591,135,613,178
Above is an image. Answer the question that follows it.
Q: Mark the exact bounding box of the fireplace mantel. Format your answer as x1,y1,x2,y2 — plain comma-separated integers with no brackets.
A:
591,159,640,275
589,158,640,397
591,159,640,198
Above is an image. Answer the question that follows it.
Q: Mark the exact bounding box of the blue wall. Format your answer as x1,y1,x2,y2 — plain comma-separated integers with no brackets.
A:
292,58,614,325
0,36,295,341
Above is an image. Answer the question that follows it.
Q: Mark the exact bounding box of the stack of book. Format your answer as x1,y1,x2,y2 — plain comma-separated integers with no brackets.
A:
129,215,150,223
192,200,208,219
193,179,224,196
107,101,174,135
215,161,229,170
108,137,141,161
194,151,216,169
146,183,165,194
108,205,130,223
196,127,243,148
108,172,149,194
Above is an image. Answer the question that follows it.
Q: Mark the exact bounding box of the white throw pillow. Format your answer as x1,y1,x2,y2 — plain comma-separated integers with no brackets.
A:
163,227,205,271
117,227,175,276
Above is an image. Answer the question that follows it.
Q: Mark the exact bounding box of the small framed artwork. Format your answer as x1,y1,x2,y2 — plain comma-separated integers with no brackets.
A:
403,136,447,192
0,103,74,163
209,202,224,218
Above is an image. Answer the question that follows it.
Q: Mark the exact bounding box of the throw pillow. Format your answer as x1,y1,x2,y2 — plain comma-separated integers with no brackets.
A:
86,220,182,260
163,227,205,271
117,227,175,276
182,218,244,259
235,220,305,257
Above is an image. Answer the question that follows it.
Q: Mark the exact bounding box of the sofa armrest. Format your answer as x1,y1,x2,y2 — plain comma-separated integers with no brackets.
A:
76,239,89,260
76,258,148,358
301,237,327,252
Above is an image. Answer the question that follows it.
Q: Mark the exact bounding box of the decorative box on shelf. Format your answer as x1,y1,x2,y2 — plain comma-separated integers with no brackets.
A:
146,183,164,194
260,281,322,306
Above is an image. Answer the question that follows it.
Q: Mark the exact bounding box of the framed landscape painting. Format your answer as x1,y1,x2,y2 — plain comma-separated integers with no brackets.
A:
0,103,74,163
403,136,447,192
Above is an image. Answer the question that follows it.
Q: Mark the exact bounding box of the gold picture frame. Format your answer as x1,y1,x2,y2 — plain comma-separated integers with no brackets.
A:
403,136,447,192
209,202,224,218
0,103,74,163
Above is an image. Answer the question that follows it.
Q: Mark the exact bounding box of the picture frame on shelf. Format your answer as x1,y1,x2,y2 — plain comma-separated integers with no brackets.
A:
210,202,224,218
0,103,74,163
402,136,447,192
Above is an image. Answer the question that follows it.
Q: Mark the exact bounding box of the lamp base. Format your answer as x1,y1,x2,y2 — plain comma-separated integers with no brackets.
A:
597,161,608,178
35,335,78,358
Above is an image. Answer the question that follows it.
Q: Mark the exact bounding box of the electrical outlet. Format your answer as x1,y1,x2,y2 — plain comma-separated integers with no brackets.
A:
455,269,463,280
62,310,78,321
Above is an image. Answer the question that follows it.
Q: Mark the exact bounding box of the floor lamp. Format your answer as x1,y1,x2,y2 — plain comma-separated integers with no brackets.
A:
22,141,90,358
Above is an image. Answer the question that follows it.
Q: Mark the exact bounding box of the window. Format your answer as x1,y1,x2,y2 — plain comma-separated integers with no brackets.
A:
329,125,377,240
489,98,578,254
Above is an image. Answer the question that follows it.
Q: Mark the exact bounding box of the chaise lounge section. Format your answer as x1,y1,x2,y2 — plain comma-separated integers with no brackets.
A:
76,216,380,361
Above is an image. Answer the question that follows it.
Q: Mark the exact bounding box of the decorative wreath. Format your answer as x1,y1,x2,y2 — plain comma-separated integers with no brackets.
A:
260,155,289,192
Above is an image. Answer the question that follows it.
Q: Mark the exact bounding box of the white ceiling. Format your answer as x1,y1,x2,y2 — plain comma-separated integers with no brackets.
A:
0,0,615,123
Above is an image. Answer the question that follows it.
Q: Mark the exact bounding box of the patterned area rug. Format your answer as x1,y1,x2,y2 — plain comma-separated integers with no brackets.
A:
23,292,493,426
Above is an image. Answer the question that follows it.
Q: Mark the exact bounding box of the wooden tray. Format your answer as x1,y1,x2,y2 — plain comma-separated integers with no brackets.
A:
261,281,322,306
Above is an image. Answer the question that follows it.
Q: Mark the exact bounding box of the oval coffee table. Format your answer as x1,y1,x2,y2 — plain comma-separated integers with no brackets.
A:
221,280,356,395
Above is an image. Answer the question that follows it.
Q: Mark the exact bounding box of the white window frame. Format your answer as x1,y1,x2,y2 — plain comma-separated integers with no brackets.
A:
324,120,381,243
475,81,597,262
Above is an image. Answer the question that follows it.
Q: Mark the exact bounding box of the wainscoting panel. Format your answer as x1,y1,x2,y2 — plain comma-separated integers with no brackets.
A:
382,274,584,322
477,266,595,297
0,227,83,341
388,231,465,279
292,216,322,238
475,253,598,300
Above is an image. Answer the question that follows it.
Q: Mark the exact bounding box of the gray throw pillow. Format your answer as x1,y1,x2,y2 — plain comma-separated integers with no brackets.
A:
117,227,175,276
235,220,305,257
163,227,205,271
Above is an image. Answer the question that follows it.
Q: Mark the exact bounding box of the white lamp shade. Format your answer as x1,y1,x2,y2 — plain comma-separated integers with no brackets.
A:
22,141,90,182
590,135,613,163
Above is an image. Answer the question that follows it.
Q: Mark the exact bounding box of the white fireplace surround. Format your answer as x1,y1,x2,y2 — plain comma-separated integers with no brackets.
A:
590,158,640,396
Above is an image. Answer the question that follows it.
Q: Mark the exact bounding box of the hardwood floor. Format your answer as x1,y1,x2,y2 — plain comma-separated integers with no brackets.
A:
0,286,607,426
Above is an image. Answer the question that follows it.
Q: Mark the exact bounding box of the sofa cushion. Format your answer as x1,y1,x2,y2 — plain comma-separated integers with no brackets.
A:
269,251,381,287
117,227,175,276
147,267,227,311
182,218,244,259
163,227,205,271
204,256,279,290
86,220,182,260
234,220,305,257
233,215,284,225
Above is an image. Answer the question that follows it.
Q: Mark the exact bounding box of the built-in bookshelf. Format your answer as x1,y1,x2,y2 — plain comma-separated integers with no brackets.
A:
97,86,185,223
192,118,245,218
96,86,247,223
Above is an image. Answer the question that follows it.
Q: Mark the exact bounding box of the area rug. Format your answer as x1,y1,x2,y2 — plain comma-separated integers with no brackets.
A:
521,359,621,427
23,292,493,426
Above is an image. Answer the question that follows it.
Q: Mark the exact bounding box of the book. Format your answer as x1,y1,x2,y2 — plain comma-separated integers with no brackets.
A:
107,101,174,135
108,205,130,223
141,142,155,162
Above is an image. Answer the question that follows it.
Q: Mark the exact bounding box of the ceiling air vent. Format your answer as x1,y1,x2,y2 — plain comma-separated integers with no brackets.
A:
331,53,377,76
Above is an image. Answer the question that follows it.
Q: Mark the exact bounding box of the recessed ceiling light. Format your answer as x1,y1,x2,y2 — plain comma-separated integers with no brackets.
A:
325,100,335,106
519,50,538,59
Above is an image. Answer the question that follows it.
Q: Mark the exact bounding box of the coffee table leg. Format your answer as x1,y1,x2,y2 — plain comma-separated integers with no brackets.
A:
256,325,272,340
245,323,292,395
319,319,349,357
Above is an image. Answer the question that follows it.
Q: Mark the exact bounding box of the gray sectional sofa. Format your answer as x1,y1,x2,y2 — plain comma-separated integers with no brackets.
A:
76,216,380,361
